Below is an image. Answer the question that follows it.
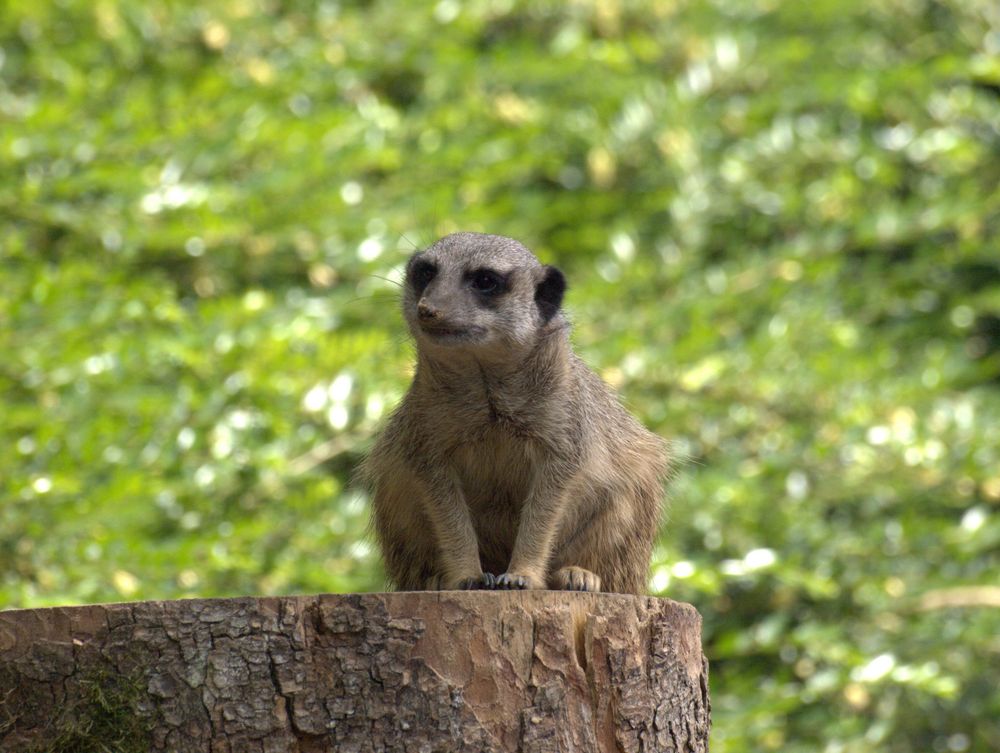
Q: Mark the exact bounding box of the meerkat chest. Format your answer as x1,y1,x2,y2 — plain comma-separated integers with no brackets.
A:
451,430,537,514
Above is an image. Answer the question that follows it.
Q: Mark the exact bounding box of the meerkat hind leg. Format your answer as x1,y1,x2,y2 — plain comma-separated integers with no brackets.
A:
550,566,601,592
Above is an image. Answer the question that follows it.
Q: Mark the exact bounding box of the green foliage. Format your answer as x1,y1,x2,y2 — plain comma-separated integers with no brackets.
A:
2,1,998,751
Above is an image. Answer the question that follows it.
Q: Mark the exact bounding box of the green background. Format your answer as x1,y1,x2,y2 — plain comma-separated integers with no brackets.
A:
2,1,998,750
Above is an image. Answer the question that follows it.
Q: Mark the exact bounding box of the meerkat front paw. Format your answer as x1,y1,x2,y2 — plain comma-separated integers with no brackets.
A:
443,572,496,590
458,572,497,590
495,572,546,590
550,566,601,592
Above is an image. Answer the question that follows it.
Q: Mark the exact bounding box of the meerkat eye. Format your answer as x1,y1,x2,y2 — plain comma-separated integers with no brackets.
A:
469,269,505,295
408,259,437,293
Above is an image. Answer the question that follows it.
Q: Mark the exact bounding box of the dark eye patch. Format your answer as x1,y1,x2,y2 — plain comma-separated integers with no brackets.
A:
466,268,508,297
407,257,437,295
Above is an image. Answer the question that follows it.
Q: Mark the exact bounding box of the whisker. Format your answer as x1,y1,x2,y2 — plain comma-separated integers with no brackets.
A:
398,231,420,251
366,274,403,288
340,292,402,306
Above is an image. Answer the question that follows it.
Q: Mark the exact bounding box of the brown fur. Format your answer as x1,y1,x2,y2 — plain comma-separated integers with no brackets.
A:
361,233,669,594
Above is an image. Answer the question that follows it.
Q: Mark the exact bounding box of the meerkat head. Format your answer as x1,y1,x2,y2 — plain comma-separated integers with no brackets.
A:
402,232,566,356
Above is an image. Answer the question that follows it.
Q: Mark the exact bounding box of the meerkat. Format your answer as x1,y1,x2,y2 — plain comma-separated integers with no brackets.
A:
361,232,669,595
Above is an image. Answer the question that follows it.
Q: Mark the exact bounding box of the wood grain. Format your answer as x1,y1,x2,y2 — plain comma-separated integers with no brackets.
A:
0,592,710,752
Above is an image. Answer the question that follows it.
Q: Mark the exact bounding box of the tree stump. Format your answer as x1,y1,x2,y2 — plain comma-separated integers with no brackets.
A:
0,592,710,752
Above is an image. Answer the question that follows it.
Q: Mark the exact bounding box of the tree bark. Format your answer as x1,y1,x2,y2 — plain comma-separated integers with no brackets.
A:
0,592,710,753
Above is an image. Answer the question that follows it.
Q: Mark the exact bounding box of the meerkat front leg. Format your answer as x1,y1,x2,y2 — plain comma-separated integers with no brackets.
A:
496,466,590,591
420,472,495,590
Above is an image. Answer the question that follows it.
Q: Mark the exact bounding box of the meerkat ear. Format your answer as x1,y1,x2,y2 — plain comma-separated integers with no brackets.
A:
535,265,566,323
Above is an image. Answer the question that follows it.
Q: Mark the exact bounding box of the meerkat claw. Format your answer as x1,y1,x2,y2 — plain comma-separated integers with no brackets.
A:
496,573,527,590
551,566,601,593
457,573,496,590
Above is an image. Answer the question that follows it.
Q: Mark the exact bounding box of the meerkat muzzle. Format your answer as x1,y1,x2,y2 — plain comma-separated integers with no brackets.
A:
417,301,440,320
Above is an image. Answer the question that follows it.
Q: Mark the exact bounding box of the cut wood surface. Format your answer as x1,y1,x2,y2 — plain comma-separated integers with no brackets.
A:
0,592,710,753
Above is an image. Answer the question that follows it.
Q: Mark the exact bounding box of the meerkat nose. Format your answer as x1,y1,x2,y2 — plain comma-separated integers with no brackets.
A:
417,301,440,320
